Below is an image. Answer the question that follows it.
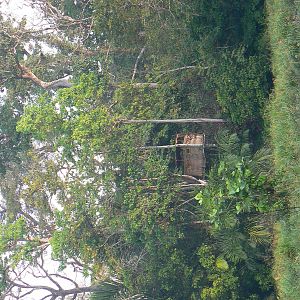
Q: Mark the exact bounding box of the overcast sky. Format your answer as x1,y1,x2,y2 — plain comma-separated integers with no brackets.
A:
0,0,39,25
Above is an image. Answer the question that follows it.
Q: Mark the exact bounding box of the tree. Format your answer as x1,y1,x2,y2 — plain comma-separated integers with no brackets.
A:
0,98,30,174
3,256,98,300
0,0,100,92
0,1,275,299
0,15,70,90
0,145,118,299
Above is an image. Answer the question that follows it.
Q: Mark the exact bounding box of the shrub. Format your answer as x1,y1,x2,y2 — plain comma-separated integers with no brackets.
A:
206,48,270,126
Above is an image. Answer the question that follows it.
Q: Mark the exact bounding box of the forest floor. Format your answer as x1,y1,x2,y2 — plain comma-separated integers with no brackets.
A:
267,0,300,298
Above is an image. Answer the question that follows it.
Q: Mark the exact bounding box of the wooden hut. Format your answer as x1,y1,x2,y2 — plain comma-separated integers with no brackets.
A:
175,133,206,178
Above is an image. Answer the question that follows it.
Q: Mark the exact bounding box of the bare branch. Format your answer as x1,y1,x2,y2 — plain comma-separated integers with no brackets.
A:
121,118,226,124
19,288,35,299
5,260,101,300
155,65,197,79
40,294,53,300
29,0,93,30
48,273,79,288
37,254,63,291
131,47,146,82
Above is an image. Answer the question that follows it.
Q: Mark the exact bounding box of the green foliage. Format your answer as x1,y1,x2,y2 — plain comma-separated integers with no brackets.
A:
0,101,30,174
193,132,275,298
93,0,145,48
17,74,115,168
189,0,271,128
16,71,204,299
194,156,273,294
0,0,280,298
0,217,26,253
195,138,273,228
274,214,300,299
92,0,199,82
190,0,267,54
267,0,300,298
121,246,195,300
194,245,239,300
49,177,109,267
93,0,195,51
0,260,6,294
107,152,197,300
0,217,37,266
205,48,270,126
17,94,61,141
50,0,93,20
196,131,274,221
90,281,134,300
0,16,29,80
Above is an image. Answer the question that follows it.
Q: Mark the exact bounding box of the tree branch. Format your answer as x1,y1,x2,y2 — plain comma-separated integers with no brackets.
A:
18,64,72,90
121,118,226,124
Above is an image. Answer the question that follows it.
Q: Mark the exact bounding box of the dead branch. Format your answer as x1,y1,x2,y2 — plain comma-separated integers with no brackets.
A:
131,47,146,82
130,82,159,88
122,118,226,124
175,174,208,185
154,65,197,79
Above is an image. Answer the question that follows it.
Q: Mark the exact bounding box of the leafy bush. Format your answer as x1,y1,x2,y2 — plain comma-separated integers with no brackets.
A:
205,48,270,126
194,131,276,298
190,0,267,54
189,0,271,128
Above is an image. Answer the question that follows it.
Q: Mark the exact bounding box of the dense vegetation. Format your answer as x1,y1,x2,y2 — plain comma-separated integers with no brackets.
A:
0,0,298,299
267,0,300,298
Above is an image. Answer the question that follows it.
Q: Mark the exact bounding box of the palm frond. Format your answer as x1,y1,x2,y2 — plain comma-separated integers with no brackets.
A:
90,281,149,300
216,230,248,263
248,224,271,245
90,281,121,300
215,130,241,157
248,147,273,176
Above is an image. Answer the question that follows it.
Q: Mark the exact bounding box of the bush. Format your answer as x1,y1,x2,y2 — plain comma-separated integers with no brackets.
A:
206,48,271,126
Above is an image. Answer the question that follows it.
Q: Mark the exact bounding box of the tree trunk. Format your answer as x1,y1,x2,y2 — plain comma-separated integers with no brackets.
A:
122,118,226,124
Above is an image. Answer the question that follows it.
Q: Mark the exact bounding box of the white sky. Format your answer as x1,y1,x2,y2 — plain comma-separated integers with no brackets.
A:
0,0,43,26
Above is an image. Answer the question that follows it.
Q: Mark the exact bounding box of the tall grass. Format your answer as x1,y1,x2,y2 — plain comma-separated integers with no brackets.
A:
268,0,300,198
267,0,300,298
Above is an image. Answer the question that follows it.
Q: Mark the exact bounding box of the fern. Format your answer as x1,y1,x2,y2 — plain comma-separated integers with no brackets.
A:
248,147,273,177
90,281,148,300
215,230,248,264
248,224,271,245
215,130,241,157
